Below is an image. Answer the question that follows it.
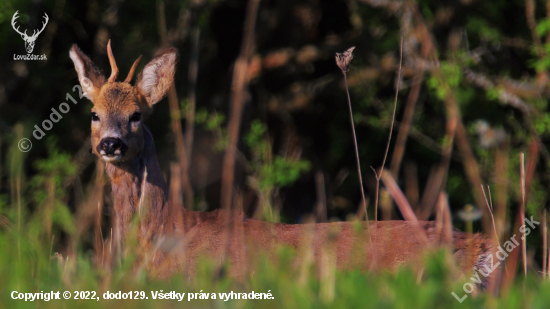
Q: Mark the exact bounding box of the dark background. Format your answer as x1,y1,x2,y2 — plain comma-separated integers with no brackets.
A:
0,0,547,240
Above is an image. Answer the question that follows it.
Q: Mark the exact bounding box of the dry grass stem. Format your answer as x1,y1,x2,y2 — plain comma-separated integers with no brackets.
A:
371,37,403,222
185,25,201,162
544,209,547,279
221,0,260,211
335,46,368,220
315,170,327,223
547,210,550,279
494,142,510,243
94,159,105,264
520,152,527,277
340,37,402,222
390,71,423,176
404,162,419,212
481,184,499,245
380,170,429,244
158,1,194,208
335,46,376,264
437,192,453,244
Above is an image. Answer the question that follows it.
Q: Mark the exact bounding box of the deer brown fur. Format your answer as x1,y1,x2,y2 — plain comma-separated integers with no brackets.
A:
69,41,497,287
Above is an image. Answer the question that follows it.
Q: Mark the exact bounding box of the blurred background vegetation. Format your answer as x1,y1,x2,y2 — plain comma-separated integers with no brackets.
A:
1,0,550,306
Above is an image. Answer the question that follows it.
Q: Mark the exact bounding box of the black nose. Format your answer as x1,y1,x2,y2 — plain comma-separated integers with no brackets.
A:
98,137,125,156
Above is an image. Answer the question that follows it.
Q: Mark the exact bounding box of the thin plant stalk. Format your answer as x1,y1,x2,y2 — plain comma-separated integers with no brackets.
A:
342,71,369,221
481,184,500,245
389,72,423,177
380,171,429,244
547,211,550,279
335,47,376,265
520,152,527,277
544,209,547,279
157,1,194,208
221,0,260,212
371,37,403,221
185,21,201,162
335,46,368,220
488,185,493,211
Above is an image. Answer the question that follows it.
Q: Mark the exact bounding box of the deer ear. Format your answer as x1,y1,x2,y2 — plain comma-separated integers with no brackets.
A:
136,48,178,107
69,44,105,101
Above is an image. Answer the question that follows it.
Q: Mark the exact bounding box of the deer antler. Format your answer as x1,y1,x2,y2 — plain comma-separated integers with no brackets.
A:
11,11,28,37
107,40,119,83
29,12,49,39
124,55,142,83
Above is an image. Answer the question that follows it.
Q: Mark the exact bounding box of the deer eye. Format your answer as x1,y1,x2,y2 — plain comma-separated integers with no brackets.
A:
91,112,99,121
129,112,141,122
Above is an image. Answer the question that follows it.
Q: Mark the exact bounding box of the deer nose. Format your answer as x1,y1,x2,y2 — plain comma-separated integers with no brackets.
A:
99,137,125,156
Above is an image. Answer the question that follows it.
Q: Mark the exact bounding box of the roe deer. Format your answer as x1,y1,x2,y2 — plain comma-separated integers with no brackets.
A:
69,41,496,288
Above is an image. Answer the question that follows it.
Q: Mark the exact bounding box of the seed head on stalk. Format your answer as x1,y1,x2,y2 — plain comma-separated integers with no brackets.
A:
335,47,355,73
334,46,368,220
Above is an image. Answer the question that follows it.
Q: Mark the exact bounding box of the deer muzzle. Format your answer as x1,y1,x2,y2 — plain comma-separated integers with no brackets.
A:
98,137,127,162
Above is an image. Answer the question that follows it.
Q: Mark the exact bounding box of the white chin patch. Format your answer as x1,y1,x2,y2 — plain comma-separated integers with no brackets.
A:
102,155,122,162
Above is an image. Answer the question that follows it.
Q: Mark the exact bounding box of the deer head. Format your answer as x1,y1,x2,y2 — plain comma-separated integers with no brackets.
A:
12,11,49,54
69,40,178,164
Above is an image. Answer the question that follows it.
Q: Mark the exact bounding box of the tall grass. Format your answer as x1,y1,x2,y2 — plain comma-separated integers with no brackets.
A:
1,124,550,309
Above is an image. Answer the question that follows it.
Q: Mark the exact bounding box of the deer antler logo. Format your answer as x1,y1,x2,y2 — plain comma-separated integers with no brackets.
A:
11,11,49,54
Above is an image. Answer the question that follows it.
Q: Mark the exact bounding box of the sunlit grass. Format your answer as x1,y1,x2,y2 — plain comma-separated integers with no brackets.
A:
0,222,549,309
0,124,548,309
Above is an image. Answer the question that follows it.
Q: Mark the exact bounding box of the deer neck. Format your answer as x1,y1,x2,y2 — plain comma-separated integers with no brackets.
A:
104,126,169,246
